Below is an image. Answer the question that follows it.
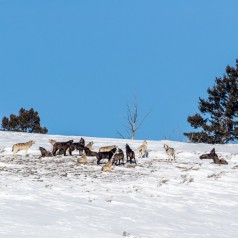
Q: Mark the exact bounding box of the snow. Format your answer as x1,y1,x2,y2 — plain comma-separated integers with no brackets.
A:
0,131,238,238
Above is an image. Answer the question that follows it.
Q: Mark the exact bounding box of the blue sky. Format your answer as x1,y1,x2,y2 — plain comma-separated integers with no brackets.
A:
1,0,238,141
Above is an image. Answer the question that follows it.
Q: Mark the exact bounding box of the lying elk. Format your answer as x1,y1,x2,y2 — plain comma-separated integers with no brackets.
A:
12,140,35,156
200,148,228,165
52,140,73,156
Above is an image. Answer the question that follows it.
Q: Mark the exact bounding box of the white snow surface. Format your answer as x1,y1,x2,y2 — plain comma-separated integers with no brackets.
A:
0,131,238,238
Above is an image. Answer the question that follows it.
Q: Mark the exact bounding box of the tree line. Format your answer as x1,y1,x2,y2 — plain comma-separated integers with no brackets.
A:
1,108,48,134
1,58,238,144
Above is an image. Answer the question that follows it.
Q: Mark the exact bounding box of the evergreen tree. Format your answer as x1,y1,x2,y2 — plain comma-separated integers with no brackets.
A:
1,108,48,134
184,59,238,144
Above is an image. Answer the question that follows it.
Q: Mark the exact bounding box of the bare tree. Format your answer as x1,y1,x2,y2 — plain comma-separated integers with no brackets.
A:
117,97,150,140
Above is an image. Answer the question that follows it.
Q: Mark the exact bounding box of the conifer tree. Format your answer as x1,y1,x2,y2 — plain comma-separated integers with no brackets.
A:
1,108,48,134
184,59,238,144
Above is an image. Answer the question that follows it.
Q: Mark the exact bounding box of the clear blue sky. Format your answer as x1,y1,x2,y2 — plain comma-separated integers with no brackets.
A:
1,0,238,141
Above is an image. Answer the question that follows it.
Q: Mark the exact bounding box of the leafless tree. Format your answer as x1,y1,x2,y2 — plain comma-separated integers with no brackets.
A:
117,97,150,140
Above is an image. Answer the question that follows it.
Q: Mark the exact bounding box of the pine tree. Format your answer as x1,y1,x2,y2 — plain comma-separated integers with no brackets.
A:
1,108,48,134
184,59,238,144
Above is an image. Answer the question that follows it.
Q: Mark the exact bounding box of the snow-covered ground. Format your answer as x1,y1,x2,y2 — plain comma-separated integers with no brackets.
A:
0,131,238,238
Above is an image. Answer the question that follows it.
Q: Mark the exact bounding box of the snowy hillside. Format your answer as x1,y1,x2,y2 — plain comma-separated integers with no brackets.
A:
0,131,238,238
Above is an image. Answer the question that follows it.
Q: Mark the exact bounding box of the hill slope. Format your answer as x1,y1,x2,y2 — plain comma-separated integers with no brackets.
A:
0,131,238,238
